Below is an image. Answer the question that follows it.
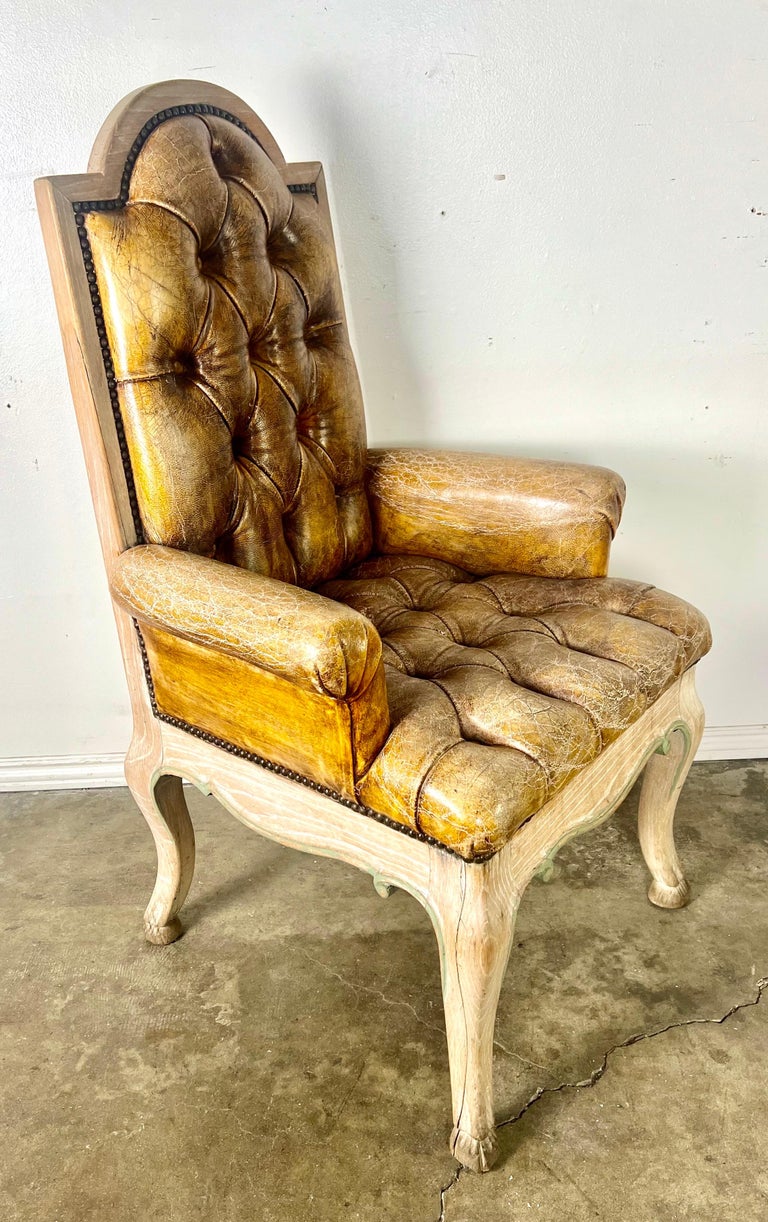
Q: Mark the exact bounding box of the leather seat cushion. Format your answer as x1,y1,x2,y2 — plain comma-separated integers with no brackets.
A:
319,554,712,860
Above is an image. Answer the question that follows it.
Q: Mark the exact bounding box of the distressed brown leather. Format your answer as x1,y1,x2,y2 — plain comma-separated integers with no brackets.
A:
320,555,711,859
86,114,371,587
110,546,389,795
111,546,382,699
82,103,711,860
367,449,626,578
141,625,389,796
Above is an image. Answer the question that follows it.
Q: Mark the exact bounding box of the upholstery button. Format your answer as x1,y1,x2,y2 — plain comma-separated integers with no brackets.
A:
173,352,197,376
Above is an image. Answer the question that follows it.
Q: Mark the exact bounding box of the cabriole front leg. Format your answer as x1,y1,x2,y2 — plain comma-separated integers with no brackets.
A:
429,852,521,1172
638,670,705,909
125,759,195,945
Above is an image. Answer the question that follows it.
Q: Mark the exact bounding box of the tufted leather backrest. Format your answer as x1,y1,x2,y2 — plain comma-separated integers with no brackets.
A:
85,112,372,587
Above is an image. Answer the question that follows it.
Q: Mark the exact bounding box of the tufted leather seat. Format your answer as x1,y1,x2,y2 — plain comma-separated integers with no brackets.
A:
77,101,711,863
320,555,710,859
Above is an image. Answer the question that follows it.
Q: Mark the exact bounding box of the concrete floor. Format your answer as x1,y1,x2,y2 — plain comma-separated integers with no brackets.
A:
1,760,766,1221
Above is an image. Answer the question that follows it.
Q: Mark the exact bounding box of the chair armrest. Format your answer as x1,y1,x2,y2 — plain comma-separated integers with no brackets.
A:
366,448,626,578
110,545,383,700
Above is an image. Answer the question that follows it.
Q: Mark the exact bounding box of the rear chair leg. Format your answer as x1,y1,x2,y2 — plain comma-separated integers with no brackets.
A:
638,684,704,909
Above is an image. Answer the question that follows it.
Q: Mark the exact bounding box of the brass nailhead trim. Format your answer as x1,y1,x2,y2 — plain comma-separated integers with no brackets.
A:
133,623,463,860
74,210,144,540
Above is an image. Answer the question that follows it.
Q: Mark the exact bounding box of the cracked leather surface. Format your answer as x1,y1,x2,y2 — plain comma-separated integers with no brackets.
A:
319,554,712,859
367,448,626,578
86,114,371,587
81,107,711,861
110,545,382,700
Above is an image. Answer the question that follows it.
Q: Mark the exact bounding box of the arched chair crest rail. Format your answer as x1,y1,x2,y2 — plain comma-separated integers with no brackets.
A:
35,80,710,1174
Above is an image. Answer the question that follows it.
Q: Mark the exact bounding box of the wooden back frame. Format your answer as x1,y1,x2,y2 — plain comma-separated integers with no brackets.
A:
35,80,338,710
35,80,705,1175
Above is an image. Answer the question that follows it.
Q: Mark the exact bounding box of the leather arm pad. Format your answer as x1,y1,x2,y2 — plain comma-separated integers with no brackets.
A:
366,448,626,579
110,545,383,700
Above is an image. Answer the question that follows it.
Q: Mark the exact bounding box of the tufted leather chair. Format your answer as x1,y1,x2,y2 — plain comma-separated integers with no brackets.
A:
37,81,710,1174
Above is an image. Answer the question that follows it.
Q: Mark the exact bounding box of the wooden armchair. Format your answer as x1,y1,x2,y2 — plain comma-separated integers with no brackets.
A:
36,80,711,1173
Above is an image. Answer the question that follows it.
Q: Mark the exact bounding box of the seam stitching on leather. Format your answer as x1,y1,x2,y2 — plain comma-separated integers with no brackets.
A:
219,171,272,233
378,638,412,673
190,279,215,360
252,358,300,417
413,738,464,838
301,433,340,485
208,271,251,339
462,581,509,613
204,179,232,253
278,263,312,318
522,615,564,641
284,437,306,516
481,659,607,748
126,197,203,244
428,675,553,786
429,608,460,637
384,574,417,607
188,374,235,438
231,447,286,510
472,647,604,762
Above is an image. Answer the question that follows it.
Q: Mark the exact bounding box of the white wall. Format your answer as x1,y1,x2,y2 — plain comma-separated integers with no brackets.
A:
1,0,766,773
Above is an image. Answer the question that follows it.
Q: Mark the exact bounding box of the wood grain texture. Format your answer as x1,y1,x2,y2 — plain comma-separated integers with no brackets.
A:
145,667,701,1171
638,673,705,908
87,80,287,177
500,669,704,897
429,849,521,1171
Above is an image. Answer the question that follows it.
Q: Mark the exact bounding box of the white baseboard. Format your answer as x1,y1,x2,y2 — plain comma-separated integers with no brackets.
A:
696,724,768,762
0,752,126,792
0,727,766,793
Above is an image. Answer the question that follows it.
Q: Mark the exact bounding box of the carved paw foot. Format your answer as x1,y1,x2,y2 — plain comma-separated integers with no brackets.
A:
144,917,184,945
450,1126,499,1173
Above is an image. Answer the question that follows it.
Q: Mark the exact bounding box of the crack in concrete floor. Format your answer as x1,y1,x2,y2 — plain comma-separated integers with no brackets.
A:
435,974,768,1221
298,947,551,1071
